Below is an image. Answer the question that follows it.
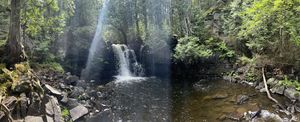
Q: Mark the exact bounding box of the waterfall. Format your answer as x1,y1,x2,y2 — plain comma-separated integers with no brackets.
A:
82,0,110,79
112,44,144,78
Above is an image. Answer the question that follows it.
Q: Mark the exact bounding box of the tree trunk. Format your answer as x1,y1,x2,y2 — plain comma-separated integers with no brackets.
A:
134,0,140,39
4,0,26,66
142,0,149,40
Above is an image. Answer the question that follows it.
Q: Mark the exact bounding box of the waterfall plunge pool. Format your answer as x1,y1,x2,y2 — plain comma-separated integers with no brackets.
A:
87,77,294,122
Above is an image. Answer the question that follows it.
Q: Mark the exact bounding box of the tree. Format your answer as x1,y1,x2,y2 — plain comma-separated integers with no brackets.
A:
3,0,27,66
239,0,300,66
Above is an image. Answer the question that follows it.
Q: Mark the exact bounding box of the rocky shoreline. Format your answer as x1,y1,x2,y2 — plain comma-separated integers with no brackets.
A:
0,70,114,122
221,66,300,121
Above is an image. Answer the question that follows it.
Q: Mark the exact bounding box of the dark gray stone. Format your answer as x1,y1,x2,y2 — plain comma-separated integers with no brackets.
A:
66,98,80,109
236,95,249,104
69,87,84,98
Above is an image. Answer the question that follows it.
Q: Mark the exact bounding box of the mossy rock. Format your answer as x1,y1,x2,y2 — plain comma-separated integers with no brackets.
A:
0,62,44,95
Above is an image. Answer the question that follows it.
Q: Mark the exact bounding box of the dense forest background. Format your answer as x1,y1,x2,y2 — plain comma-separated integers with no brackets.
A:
1,0,300,93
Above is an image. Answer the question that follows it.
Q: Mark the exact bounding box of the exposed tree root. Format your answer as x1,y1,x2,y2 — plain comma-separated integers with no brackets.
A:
262,67,290,115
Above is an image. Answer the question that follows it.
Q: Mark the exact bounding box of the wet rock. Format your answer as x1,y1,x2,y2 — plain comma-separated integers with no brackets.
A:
70,104,89,121
44,84,62,97
193,82,211,92
236,95,249,104
211,93,228,99
284,87,300,101
245,110,285,121
270,85,285,95
24,116,43,122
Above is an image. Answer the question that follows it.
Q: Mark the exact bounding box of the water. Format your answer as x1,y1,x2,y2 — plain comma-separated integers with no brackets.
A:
89,78,291,121
112,44,145,82
83,0,110,78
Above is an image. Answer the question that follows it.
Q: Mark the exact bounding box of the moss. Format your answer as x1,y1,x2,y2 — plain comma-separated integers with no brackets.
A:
15,63,30,74
31,62,64,73
0,81,12,96
0,40,5,47
61,108,70,118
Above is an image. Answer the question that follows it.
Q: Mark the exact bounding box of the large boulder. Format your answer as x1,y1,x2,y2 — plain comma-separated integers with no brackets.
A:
44,96,63,122
69,104,88,121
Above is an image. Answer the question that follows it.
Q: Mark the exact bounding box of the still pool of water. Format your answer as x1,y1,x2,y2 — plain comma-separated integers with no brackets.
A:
88,78,288,122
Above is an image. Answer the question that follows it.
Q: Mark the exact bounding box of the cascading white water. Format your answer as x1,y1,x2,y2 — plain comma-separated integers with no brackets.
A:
112,44,144,80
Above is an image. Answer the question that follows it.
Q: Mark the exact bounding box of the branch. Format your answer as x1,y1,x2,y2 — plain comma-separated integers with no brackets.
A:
0,103,13,122
262,67,285,109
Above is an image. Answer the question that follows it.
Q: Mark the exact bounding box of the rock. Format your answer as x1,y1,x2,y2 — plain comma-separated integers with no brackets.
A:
2,96,17,109
260,88,266,93
17,93,28,118
24,116,43,122
260,110,283,122
266,78,278,86
217,114,226,120
203,93,229,101
270,85,285,95
58,83,66,90
46,115,54,122
223,76,232,81
236,95,249,104
284,87,300,101
65,75,79,85
12,80,31,93
27,92,42,115
0,111,5,120
69,87,84,98
66,98,80,109
255,82,264,90
245,110,285,121
45,96,63,122
237,66,247,74
60,92,68,104
44,84,62,97
70,104,89,121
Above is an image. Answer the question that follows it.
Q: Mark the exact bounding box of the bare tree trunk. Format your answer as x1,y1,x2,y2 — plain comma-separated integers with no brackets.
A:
4,0,27,66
